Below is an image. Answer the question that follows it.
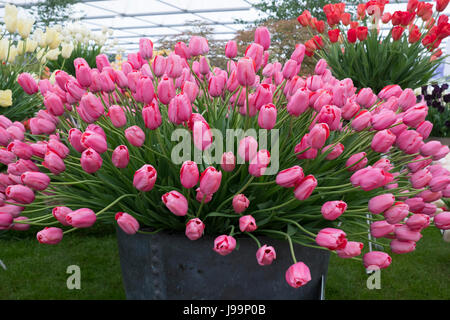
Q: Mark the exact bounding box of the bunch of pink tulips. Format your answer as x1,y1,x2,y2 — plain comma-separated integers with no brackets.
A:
0,27,449,289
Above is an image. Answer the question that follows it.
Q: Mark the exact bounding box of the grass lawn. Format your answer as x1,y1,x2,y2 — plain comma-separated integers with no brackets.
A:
0,225,448,300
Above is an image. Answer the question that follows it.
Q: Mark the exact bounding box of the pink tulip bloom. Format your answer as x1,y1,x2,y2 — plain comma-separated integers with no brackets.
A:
43,151,66,175
96,54,110,72
346,152,368,172
308,123,330,149
276,166,304,188
195,187,213,203
321,200,347,220
36,227,63,244
371,130,396,153
396,130,423,154
21,171,50,191
407,155,432,173
78,93,105,123
200,166,222,195
133,164,157,192
68,128,86,153
254,26,271,50
434,211,450,229
258,103,277,130
52,206,72,226
115,212,140,235
141,102,162,130
236,57,256,86
238,136,258,162
43,92,65,116
416,120,433,139
410,168,432,189
18,73,38,95
185,218,205,240
225,40,238,58
351,110,371,131
66,208,97,228
180,161,199,189
370,220,395,238
390,239,416,254
336,241,363,258
342,100,360,120
80,148,102,174
294,134,317,160
433,145,450,161
74,57,92,88
403,103,428,128
239,215,257,232
256,245,276,266
249,149,270,177
287,88,309,116
162,190,188,216
213,235,236,256
12,216,30,231
363,251,392,270
368,193,395,214
429,175,450,192
321,143,344,160
139,38,153,59
189,36,209,56
233,194,250,214
7,140,33,160
0,212,13,228
5,184,35,204
107,105,127,128
157,76,176,105
0,149,15,166
285,262,311,288
111,145,129,169
356,88,376,108
316,105,342,131
398,88,416,111
221,152,236,172
125,125,145,147
168,93,192,125
384,202,410,224
315,228,347,250
294,175,317,200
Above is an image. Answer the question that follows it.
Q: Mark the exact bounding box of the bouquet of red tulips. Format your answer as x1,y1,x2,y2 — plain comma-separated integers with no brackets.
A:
0,25,449,289
298,0,450,92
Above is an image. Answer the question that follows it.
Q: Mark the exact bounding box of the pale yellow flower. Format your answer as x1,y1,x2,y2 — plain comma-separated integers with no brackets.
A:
0,39,9,61
17,16,35,39
61,42,74,59
0,89,13,107
45,48,60,61
26,39,38,53
4,4,18,34
7,45,17,63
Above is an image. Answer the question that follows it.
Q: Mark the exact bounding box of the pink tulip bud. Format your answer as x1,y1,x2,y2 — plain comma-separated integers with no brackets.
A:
232,194,250,214
74,58,92,87
221,152,236,172
282,59,297,80
115,212,140,235
208,75,226,97
80,131,107,154
245,43,264,71
405,197,425,214
11,216,30,231
89,69,102,92
315,228,347,250
346,152,368,172
168,93,192,125
195,187,212,204
336,241,363,258
162,190,188,216
321,200,347,220
368,193,395,214
133,164,157,192
225,40,238,58
43,151,65,175
192,118,213,151
405,214,430,232
38,79,52,96
291,43,305,64
174,41,190,60
236,57,256,87
254,26,271,50
294,174,317,200
182,81,199,103
403,103,428,128
29,117,56,135
43,92,65,116
135,76,155,104
140,102,161,130
151,56,166,77
396,130,423,154
18,73,38,95
96,54,110,72
371,129,396,153
0,212,13,228
321,143,344,160
410,168,432,189
276,166,304,188
68,128,86,153
125,125,145,147
156,75,176,105
80,148,102,174
213,235,236,256
78,93,105,123
21,171,50,191
316,105,341,131
52,206,72,226
8,159,38,176
5,184,35,204
394,225,422,242
420,141,441,157
65,80,86,101
384,202,410,224
37,227,63,244
257,103,277,130
66,208,97,228
356,88,377,108
249,149,270,177
185,218,205,240
398,88,416,111
112,145,129,169
371,220,395,238
46,139,69,160
180,161,199,189
314,59,328,75
351,166,394,191
256,245,276,266
285,262,311,288
200,166,222,195
254,84,272,110
342,100,360,120
307,123,330,149
363,251,392,269
434,211,450,229
418,189,442,203
239,215,257,232
390,239,416,254
433,145,450,161
351,110,371,131
107,105,127,128
416,120,433,139
238,136,258,162
371,110,396,130
139,38,153,59
189,36,209,56
0,149,15,165
429,175,450,192
378,85,402,100
166,53,183,79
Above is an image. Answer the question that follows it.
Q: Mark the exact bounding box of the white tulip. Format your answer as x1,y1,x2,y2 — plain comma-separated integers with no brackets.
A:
4,4,18,34
0,39,9,61
17,16,35,39
61,42,74,59
45,48,60,61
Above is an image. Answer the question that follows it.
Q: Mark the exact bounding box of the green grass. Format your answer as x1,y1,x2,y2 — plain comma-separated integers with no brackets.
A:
0,226,448,300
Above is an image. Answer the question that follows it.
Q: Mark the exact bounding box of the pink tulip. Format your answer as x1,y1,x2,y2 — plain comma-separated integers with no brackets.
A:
351,110,372,131
135,76,155,104
363,251,392,270
80,148,102,174
107,105,127,128
434,211,450,229
78,93,105,123
5,184,34,204
195,187,213,203
208,75,226,97
115,212,140,235
80,131,107,154
36,227,63,244
182,81,199,103
43,92,65,116
180,161,199,189
390,239,416,254
213,235,236,256
200,166,222,194
18,73,38,95
321,200,347,220
166,54,183,79
407,155,432,173
115,70,128,88
236,57,256,86
8,159,38,176
321,143,344,160
336,241,363,258
225,40,238,58
418,189,442,203
394,225,422,242
157,76,176,105
429,175,450,192
20,171,50,191
314,59,328,75
0,212,13,228
370,220,395,238
239,215,257,232
249,149,271,177
52,206,72,226
346,152,368,172
384,202,410,224
254,26,271,50
291,43,305,64
125,125,145,147
403,103,428,128
0,149,16,166
368,193,395,214
443,185,450,198
256,245,276,266
96,54,110,72
66,208,97,228
168,93,192,125
112,145,129,169
308,123,330,149
371,130,396,153
396,130,423,154
276,166,304,188
133,164,157,192
7,140,33,160
410,168,432,189
162,190,188,216
232,194,250,214
378,84,402,100
192,117,213,151
245,43,264,71
405,197,425,213
398,88,416,111
316,228,347,250
139,38,153,59
282,59,297,80
433,145,450,161
127,71,139,92
351,166,394,191
416,120,433,139
65,80,86,101
185,218,205,240
12,216,30,231
238,136,258,162
316,105,342,131
74,57,92,87
285,262,311,288
294,175,317,200
68,128,86,153
356,88,376,108
221,152,236,172
287,88,309,116
152,55,167,77
89,69,102,92
420,141,441,157
174,41,190,60
142,102,162,130
43,151,65,175
189,36,209,56
342,100,360,120
46,139,69,160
